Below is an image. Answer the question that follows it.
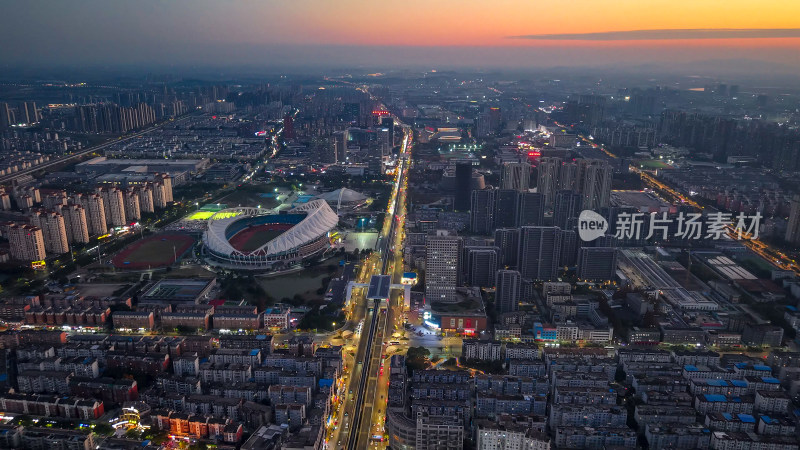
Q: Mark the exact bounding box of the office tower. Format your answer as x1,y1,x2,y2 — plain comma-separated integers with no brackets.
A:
8,224,46,261
0,102,13,129
577,159,612,210
454,162,472,212
466,247,498,288
138,186,155,213
60,204,90,244
495,270,521,313
516,191,545,227
518,226,562,281
785,195,800,244
488,107,502,132
558,161,578,191
334,130,348,163
470,189,496,234
99,187,127,227
283,113,295,139
536,157,561,206
80,193,107,236
377,127,391,157
476,112,491,137
577,247,617,281
493,189,518,228
494,228,519,269
29,210,69,255
343,102,361,124
560,229,578,267
124,190,141,221
425,232,463,304
500,162,530,192
381,116,394,147
553,190,583,229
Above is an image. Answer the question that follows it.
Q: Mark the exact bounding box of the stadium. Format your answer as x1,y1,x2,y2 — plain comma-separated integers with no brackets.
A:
202,199,339,270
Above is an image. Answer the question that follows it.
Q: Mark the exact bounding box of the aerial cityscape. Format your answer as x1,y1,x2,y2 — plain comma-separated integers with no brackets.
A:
2,1,800,450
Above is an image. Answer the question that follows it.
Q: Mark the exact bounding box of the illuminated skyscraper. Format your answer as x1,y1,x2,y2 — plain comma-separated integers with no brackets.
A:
425,231,463,304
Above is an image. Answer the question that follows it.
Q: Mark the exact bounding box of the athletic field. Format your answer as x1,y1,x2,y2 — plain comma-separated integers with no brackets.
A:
229,224,293,252
112,233,195,269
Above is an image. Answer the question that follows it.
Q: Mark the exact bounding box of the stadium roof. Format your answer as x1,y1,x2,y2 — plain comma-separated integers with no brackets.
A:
204,199,338,257
313,188,367,204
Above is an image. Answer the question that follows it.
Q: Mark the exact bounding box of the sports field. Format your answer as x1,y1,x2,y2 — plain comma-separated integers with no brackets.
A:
229,223,293,252
112,233,195,270
187,211,215,220
636,159,674,170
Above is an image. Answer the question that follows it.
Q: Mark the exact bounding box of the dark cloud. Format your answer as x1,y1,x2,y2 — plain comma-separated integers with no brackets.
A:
510,28,800,41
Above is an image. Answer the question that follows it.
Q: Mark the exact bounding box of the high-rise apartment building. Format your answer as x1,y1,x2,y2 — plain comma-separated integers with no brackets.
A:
334,130,348,163
465,247,498,288
785,195,800,244
0,102,14,129
516,191,545,227
425,231,463,304
577,247,617,281
152,182,167,209
124,190,141,221
137,186,155,213
470,189,496,234
60,204,90,244
494,189,519,228
28,210,69,255
494,228,519,269
518,226,562,281
536,157,561,206
99,187,127,227
77,193,108,236
495,270,521,313
553,190,583,230
8,224,46,261
500,162,530,192
577,159,612,210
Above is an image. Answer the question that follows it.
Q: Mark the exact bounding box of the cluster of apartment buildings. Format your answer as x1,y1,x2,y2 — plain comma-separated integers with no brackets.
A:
387,346,800,450
0,176,172,262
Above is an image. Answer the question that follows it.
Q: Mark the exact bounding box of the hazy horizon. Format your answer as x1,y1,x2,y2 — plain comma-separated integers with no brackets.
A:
2,0,800,85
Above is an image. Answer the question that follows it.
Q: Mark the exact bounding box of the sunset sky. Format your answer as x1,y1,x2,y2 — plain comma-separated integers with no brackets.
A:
3,0,800,70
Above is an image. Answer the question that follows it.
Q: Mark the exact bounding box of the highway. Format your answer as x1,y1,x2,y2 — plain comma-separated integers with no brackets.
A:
0,112,198,185
323,129,409,450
